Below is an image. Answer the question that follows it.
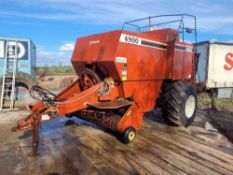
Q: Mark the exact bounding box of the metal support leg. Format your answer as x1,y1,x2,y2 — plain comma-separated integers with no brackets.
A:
32,113,40,156
210,88,220,111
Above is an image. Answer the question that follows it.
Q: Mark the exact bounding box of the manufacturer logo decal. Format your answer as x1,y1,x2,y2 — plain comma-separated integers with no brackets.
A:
89,40,100,45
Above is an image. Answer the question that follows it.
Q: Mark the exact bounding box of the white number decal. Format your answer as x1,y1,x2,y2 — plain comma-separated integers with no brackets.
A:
124,36,139,44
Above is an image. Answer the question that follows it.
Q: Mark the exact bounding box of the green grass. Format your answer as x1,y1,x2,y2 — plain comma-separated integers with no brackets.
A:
198,93,233,112
36,65,75,75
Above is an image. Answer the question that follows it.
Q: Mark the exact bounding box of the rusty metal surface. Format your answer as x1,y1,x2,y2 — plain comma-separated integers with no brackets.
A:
32,113,40,156
0,109,233,175
87,99,133,109
77,110,121,132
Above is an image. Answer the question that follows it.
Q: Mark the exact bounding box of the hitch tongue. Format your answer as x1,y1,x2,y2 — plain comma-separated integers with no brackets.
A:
12,116,33,132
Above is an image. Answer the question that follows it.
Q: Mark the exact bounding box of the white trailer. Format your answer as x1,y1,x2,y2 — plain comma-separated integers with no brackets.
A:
195,41,233,98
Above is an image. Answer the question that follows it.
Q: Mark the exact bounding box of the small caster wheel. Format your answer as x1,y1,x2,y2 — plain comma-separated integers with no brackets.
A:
122,127,136,144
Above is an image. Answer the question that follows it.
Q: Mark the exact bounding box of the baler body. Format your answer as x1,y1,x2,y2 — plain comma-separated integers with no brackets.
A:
72,29,194,112
14,15,197,152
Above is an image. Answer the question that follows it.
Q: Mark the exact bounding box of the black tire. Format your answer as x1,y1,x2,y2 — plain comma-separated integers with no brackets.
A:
0,72,35,101
160,81,197,127
122,127,136,144
15,72,35,90
15,72,35,100
0,72,34,89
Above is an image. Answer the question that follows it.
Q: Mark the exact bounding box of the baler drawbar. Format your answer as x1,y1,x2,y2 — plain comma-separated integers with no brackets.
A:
14,76,143,154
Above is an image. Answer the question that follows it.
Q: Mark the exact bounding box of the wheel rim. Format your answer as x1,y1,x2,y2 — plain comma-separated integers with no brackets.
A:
79,69,100,90
185,95,196,118
128,131,135,141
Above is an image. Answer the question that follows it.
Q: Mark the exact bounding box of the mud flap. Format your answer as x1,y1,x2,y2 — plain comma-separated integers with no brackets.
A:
117,102,143,133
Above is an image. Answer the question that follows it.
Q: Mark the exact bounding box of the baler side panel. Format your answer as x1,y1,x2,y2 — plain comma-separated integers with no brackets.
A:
116,44,167,80
166,39,194,80
115,31,167,111
72,31,120,61
71,30,121,76
122,81,162,111
143,29,179,43
171,50,193,80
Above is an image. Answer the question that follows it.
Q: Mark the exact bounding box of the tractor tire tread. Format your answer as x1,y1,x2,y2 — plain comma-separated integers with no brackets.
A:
160,81,197,127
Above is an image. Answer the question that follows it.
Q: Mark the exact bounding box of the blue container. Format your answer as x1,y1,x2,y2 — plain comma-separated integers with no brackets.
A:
0,37,36,78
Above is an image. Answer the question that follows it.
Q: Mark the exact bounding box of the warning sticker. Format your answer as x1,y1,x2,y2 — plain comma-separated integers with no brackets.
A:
116,57,127,63
122,70,127,75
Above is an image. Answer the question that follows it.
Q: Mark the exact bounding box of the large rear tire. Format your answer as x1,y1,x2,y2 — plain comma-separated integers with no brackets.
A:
160,81,197,127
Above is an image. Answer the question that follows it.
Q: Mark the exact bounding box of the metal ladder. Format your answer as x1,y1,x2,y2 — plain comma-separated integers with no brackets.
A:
0,41,18,111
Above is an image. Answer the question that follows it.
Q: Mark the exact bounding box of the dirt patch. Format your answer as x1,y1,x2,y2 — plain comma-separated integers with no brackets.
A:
207,109,233,143
36,75,77,91
0,109,233,175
